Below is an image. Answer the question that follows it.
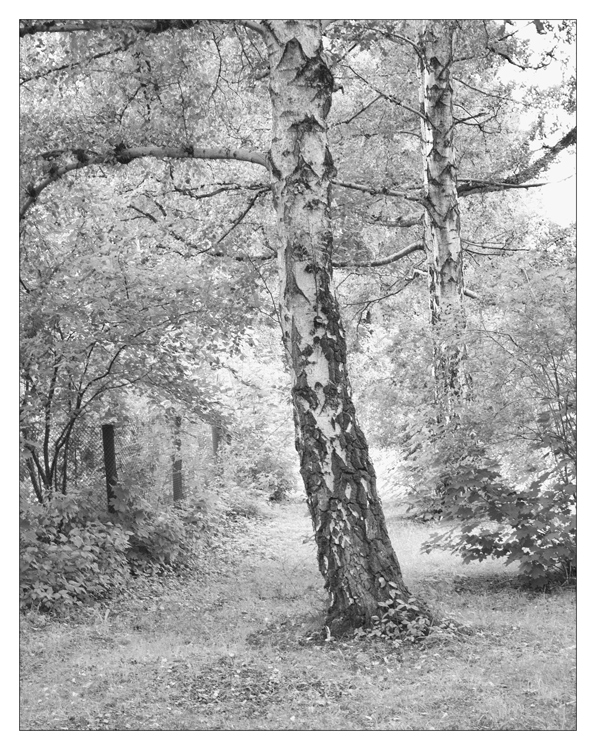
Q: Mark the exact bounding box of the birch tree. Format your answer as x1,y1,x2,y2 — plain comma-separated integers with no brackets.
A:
418,20,470,424
259,20,429,632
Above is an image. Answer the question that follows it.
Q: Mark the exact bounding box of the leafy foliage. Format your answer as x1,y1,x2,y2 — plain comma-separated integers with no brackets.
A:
109,484,196,571
421,463,576,588
20,491,131,610
19,479,208,611
354,583,431,642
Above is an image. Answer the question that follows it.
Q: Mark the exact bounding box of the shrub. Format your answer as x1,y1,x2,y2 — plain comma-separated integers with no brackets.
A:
421,463,576,588
20,480,203,611
20,491,131,611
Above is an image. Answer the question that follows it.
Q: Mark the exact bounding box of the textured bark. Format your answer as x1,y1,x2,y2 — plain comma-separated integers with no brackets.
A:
264,20,428,634
419,21,471,424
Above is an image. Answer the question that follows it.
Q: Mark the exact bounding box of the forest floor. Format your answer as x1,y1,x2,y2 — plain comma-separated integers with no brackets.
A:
20,501,576,731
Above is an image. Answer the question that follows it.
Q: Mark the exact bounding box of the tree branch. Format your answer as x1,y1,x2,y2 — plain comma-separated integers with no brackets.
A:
452,76,521,105
337,95,383,126
20,38,137,84
344,64,430,124
20,19,200,37
334,179,423,203
20,145,269,220
170,181,269,200
130,202,274,264
233,20,266,37
488,42,554,71
373,27,421,56
334,241,423,268
369,212,423,228
458,126,576,197
458,178,550,195
213,189,269,245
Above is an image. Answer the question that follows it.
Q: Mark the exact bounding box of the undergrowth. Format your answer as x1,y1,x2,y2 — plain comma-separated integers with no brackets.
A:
20,504,576,731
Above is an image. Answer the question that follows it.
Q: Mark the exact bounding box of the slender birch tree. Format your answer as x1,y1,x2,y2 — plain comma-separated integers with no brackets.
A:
418,20,470,425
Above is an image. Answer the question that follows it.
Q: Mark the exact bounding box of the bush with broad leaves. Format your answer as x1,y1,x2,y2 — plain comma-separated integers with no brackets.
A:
20,482,200,611
421,462,576,588
20,491,131,610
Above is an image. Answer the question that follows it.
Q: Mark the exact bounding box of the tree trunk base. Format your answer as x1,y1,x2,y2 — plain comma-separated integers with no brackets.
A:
324,586,433,639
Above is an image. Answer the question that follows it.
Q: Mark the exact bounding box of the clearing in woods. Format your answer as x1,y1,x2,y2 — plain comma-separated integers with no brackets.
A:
20,502,576,730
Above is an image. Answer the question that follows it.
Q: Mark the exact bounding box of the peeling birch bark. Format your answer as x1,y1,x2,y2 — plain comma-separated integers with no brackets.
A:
263,20,429,633
419,21,471,424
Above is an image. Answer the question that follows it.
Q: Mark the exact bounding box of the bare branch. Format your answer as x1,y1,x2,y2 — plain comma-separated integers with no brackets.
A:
129,205,158,223
376,28,421,56
334,179,423,204
458,178,550,195
336,95,382,126
462,238,532,254
170,181,269,200
344,64,430,124
459,124,577,198
20,38,136,84
343,266,424,306
213,189,269,245
369,212,423,228
130,202,273,264
334,241,423,268
452,76,522,105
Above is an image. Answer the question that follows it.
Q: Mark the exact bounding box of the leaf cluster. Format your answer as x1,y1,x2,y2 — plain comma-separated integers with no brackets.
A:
354,584,430,642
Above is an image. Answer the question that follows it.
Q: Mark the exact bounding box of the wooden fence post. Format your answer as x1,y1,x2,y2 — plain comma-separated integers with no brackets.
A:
101,424,118,513
172,414,183,503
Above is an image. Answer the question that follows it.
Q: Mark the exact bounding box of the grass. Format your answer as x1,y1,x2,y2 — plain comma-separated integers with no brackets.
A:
20,502,576,730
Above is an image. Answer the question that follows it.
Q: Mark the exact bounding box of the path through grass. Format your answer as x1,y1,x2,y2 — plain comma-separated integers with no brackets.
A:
20,503,576,730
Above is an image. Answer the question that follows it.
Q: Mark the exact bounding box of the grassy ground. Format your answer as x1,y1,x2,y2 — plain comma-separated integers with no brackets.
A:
20,502,576,730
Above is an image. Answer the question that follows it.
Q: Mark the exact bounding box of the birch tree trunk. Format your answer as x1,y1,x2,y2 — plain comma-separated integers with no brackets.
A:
419,21,471,425
263,20,429,634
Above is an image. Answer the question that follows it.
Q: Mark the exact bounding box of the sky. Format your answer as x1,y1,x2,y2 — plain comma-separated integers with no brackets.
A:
536,158,576,226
